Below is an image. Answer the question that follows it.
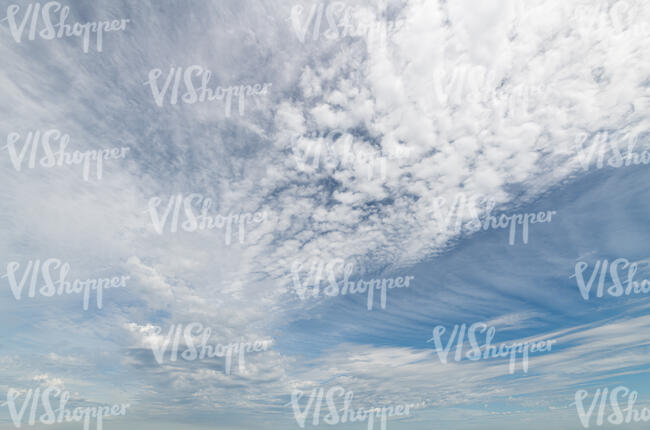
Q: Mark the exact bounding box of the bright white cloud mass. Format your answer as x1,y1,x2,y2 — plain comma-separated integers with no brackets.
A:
0,0,649,429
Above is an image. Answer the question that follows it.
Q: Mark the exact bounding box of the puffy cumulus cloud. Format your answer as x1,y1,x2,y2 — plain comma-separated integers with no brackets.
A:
118,322,293,415
279,1,648,272
259,0,650,279
32,374,66,391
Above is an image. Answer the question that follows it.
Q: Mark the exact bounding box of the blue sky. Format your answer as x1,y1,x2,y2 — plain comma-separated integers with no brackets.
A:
0,0,649,429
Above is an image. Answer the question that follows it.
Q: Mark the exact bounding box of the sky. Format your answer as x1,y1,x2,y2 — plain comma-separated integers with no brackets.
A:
0,0,649,429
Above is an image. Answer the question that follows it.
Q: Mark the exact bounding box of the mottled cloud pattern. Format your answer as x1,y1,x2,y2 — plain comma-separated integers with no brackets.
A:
0,0,649,429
